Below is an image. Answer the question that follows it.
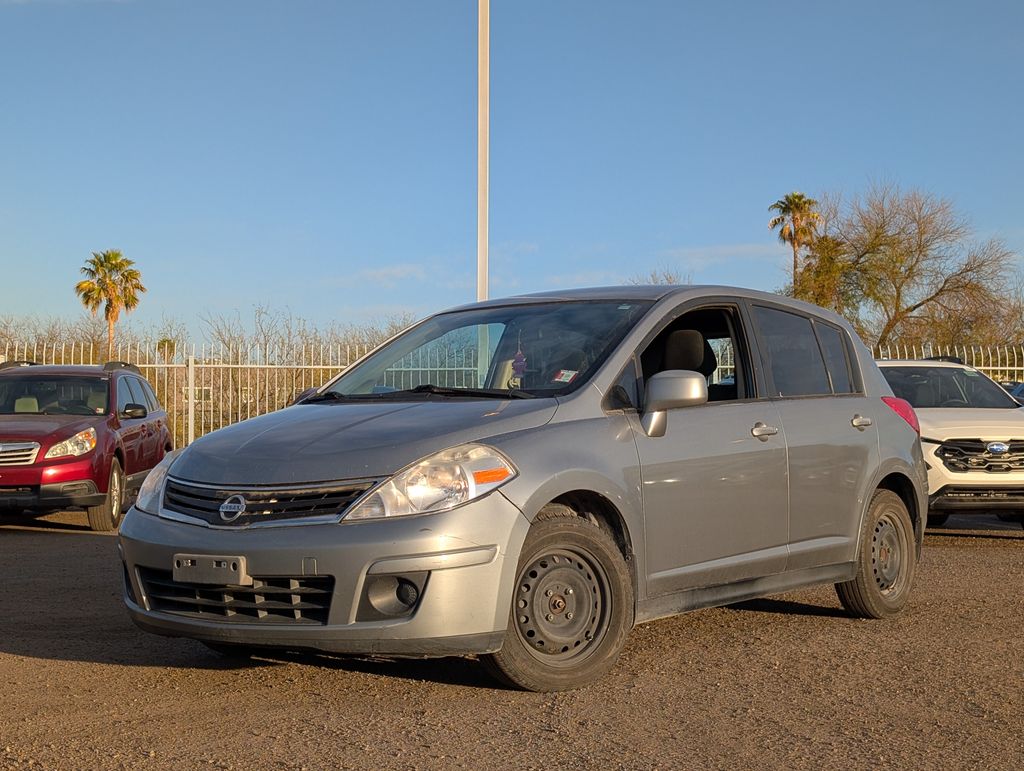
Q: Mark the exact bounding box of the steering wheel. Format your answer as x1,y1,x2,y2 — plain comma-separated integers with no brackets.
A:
940,398,970,408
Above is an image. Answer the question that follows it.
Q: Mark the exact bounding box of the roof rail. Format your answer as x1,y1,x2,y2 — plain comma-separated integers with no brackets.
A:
102,361,142,374
925,355,965,365
0,360,39,371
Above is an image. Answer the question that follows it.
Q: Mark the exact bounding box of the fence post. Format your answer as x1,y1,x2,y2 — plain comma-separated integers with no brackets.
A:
187,354,196,445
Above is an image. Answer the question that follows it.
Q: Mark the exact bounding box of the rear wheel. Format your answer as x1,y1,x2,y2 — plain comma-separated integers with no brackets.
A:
87,460,124,532
928,513,949,528
836,489,916,619
480,506,633,692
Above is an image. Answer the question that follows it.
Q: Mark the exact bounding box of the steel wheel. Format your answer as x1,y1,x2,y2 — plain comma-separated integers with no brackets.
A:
514,547,611,666
871,513,906,595
836,489,917,619
480,507,633,692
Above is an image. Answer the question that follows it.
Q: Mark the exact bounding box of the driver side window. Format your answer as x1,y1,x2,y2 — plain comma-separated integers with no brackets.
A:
639,306,750,402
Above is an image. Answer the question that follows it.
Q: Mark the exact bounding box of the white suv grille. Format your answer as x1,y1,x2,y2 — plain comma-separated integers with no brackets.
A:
0,442,41,466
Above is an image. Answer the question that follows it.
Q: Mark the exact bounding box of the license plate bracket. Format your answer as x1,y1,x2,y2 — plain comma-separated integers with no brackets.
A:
172,554,252,586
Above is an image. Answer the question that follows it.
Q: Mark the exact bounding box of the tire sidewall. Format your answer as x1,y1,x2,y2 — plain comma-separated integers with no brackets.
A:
860,490,916,615
491,517,633,691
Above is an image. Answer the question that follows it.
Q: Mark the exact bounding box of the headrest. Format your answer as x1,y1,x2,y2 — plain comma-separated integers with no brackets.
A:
663,330,718,377
14,396,39,413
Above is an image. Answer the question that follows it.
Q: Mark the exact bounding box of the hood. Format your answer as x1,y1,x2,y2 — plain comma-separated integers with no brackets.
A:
917,407,1024,441
0,414,100,444
171,397,559,485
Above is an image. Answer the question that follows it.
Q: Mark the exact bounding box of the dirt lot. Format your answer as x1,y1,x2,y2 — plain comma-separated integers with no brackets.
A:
1,511,1022,771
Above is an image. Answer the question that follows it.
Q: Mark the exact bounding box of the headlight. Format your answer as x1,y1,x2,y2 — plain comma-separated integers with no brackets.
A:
345,443,517,521
136,450,182,516
44,427,97,459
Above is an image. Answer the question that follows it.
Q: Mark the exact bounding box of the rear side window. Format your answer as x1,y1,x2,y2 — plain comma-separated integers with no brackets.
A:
816,323,856,394
753,306,831,397
116,378,135,413
135,377,160,411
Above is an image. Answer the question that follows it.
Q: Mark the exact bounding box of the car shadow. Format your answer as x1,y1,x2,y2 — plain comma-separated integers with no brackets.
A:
725,597,850,619
0,515,501,688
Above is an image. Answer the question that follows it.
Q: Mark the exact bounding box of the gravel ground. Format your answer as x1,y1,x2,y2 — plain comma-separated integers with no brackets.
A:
1,511,1022,770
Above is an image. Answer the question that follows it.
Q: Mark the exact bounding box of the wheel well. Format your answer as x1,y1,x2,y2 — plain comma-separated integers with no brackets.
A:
113,448,125,471
877,472,920,536
547,491,634,562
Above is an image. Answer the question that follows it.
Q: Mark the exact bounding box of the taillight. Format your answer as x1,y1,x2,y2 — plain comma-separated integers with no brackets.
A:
882,396,920,435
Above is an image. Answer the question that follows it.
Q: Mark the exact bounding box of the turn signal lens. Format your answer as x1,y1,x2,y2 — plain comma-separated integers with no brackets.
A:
473,467,511,485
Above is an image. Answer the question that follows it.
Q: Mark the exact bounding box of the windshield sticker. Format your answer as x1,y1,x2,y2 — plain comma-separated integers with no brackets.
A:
552,369,578,384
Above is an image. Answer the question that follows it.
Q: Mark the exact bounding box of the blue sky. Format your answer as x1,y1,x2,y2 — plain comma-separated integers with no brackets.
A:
1,0,1022,336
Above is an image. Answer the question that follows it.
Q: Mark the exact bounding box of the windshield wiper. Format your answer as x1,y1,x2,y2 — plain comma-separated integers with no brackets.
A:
402,384,537,399
299,391,352,403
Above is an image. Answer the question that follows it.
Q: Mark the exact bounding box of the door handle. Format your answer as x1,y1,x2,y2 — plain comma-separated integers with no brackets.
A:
751,421,779,441
851,414,873,430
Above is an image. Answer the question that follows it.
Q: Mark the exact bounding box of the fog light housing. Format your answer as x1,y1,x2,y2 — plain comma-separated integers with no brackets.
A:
357,572,428,621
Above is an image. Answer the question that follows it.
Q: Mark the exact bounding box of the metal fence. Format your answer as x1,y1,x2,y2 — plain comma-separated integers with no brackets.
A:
7,339,1024,447
1,341,373,448
872,344,1024,383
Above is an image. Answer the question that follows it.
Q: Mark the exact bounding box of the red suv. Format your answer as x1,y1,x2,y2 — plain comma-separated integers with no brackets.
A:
0,361,172,531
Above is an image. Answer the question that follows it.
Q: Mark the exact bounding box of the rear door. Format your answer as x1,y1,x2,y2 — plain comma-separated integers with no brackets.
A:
750,304,879,570
131,376,166,468
114,376,145,475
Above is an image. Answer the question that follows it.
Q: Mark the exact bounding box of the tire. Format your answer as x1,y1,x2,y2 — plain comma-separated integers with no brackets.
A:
928,513,949,528
836,489,917,619
87,459,124,532
480,505,633,692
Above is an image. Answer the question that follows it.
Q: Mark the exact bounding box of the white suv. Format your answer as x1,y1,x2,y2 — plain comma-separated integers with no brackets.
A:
879,359,1024,528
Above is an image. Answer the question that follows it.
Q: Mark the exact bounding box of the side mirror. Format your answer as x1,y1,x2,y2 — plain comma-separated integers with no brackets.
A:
291,386,318,405
641,370,708,437
123,403,148,420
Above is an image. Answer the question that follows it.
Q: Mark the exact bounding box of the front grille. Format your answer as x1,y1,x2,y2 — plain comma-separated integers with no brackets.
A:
163,478,374,527
0,442,40,466
138,567,333,624
936,439,1024,473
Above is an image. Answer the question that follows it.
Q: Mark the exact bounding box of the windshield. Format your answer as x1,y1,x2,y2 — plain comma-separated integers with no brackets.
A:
322,300,653,399
881,366,1019,410
0,376,109,416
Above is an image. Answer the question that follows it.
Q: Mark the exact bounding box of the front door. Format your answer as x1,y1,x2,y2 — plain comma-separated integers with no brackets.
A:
636,401,789,596
632,303,789,597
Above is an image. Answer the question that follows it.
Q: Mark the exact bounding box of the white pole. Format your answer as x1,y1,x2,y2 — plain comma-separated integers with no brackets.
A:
476,0,489,302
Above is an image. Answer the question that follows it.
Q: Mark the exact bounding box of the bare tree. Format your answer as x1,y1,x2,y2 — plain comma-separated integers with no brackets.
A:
799,185,1015,346
627,267,692,285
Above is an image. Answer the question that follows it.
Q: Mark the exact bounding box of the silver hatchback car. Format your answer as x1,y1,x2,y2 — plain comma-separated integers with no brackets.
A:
120,286,927,691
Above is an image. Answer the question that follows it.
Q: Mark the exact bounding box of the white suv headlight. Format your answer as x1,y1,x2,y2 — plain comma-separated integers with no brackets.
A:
136,450,182,515
44,427,97,459
345,443,517,521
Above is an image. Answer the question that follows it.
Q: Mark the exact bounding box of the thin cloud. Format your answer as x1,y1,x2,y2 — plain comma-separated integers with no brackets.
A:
660,243,788,272
331,263,426,289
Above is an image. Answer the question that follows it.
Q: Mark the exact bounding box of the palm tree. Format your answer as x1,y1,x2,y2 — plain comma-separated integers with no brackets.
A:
74,250,147,359
769,192,820,294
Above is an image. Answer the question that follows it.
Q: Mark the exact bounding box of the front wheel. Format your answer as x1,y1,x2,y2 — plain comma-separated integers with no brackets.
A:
836,489,916,619
480,507,633,692
87,460,124,532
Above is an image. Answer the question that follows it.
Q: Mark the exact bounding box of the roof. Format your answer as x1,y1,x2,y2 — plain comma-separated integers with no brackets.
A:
445,284,842,317
0,364,110,377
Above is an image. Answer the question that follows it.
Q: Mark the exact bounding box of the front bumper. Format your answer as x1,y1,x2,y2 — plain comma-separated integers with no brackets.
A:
0,455,106,510
118,491,530,657
0,480,104,510
923,440,1024,512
